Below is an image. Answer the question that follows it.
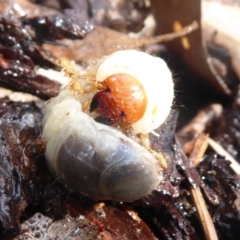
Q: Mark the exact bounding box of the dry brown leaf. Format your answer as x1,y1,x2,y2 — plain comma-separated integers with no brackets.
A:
43,22,198,64
151,0,232,95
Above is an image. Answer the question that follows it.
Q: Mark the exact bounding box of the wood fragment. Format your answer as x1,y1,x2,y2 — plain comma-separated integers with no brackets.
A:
178,103,223,143
183,138,196,155
93,202,105,211
208,138,240,175
122,205,142,222
189,134,218,240
189,133,209,167
190,187,218,240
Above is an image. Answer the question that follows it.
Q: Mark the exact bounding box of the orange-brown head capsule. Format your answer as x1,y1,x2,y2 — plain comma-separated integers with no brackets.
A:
90,73,148,125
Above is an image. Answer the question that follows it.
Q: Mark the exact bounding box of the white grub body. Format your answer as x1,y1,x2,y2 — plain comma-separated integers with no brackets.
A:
42,49,174,201
42,88,162,202
95,49,174,134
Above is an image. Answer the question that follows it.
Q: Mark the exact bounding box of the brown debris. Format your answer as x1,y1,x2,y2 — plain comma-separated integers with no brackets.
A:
210,96,240,163
23,9,96,44
178,103,223,144
0,16,61,99
0,0,57,17
87,205,157,240
197,155,240,240
208,138,240,175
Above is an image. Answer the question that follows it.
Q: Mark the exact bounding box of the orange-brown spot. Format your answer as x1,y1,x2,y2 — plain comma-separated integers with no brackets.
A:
173,21,191,50
100,73,148,124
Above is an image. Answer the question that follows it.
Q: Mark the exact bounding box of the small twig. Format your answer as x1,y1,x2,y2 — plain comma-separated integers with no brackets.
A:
190,188,218,240
134,21,199,47
208,138,240,175
189,134,218,240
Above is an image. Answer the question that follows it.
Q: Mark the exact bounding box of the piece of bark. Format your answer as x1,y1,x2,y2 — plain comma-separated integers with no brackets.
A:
0,98,44,236
13,213,99,240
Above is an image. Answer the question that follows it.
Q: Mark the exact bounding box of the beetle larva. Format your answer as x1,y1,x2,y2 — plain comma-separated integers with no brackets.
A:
43,50,174,201
42,87,162,201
